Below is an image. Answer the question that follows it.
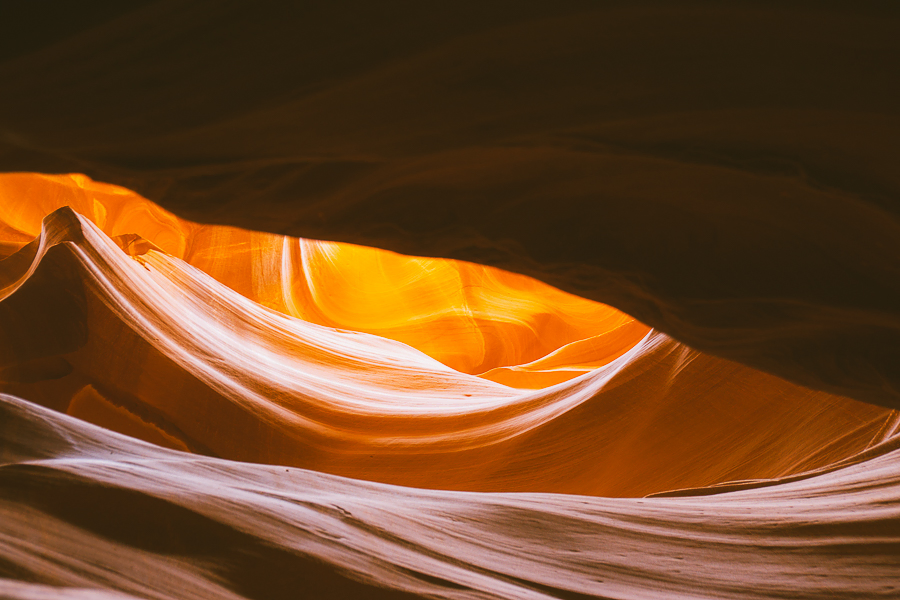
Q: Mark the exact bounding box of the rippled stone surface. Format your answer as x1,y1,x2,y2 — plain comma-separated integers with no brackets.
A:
1,174,894,499
3,394,900,600
2,2,899,407
2,4,899,598
0,184,897,600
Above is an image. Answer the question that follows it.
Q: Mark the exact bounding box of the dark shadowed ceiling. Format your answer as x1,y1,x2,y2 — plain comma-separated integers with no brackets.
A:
2,0,899,407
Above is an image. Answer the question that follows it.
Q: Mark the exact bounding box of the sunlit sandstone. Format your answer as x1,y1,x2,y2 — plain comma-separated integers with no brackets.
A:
3,395,900,600
1,4,898,597
0,173,894,499
0,173,646,383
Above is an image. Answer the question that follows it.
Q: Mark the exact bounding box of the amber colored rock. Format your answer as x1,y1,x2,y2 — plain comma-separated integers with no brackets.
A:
2,2,899,407
0,173,648,382
2,4,900,598
0,181,894,499
0,183,898,599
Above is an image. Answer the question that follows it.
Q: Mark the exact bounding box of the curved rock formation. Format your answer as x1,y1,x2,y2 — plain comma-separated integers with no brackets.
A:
1,3,899,598
0,173,646,383
0,184,897,599
3,393,900,600
1,1,899,406
0,176,894,499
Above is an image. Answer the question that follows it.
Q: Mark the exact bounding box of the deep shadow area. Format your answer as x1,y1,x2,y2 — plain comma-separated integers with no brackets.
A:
0,464,430,600
1,1,898,408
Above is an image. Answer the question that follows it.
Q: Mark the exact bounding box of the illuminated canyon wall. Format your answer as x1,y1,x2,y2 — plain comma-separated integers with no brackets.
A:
1,175,898,598
1,2,899,599
1,172,894,499
2,1,899,407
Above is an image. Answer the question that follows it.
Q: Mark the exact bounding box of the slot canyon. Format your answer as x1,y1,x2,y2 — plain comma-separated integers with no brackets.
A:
1,2,899,599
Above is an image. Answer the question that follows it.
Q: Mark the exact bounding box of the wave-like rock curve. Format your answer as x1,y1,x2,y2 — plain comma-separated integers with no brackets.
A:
0,172,648,385
0,199,894,500
3,393,900,600
2,2,899,407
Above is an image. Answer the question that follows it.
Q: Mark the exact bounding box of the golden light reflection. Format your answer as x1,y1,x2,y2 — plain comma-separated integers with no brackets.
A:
0,172,893,499
0,172,648,386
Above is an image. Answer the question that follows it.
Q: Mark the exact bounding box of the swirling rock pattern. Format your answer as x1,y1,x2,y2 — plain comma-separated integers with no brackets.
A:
1,1,899,406
2,394,900,600
0,175,894,499
1,3,899,598
0,175,899,598
0,173,646,384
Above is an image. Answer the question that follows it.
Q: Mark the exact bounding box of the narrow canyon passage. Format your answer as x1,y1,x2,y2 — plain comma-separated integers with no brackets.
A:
1,174,898,598
0,172,894,496
1,3,898,597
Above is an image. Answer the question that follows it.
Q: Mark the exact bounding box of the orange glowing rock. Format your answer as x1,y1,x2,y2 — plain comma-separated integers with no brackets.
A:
0,173,894,499
0,172,647,384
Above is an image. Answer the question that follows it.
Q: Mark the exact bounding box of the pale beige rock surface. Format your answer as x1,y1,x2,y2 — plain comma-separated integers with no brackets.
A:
1,3,899,597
